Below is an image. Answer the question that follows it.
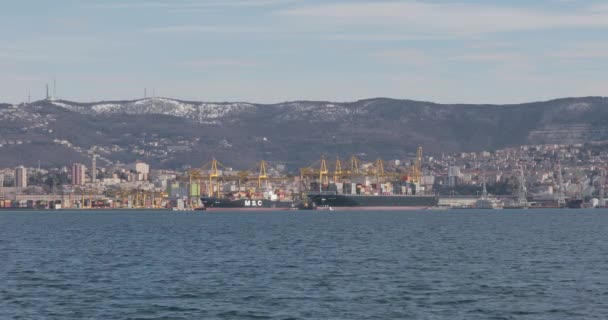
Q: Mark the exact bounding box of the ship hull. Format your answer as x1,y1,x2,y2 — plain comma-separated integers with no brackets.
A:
200,197,294,211
319,206,429,211
307,193,438,210
566,199,584,209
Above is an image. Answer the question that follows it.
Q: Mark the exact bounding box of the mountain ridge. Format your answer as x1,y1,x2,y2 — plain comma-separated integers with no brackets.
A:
1,96,607,169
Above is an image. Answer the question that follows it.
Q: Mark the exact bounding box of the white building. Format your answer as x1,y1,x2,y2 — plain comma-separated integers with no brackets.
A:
448,166,462,187
448,166,462,177
131,161,150,175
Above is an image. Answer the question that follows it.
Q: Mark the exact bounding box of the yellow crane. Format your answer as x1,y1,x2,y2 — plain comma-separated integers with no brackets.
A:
188,169,203,207
217,160,275,193
350,155,360,175
298,156,331,191
319,156,329,185
209,158,220,197
196,158,223,198
88,187,94,209
258,160,268,189
333,156,343,183
412,146,423,184
373,158,386,190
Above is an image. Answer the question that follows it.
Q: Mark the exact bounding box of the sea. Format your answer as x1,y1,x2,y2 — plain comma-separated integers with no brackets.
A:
1,209,607,319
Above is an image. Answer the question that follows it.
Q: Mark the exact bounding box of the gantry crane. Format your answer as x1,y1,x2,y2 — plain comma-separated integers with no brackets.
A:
319,156,329,185
411,146,423,184
258,160,268,189
195,158,224,198
350,155,360,176
333,157,343,184
299,156,331,191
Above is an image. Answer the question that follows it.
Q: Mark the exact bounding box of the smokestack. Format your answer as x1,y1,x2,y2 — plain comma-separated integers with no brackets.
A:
46,84,49,100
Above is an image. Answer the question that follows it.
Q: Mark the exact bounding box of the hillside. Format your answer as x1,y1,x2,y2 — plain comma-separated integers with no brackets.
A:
1,97,607,169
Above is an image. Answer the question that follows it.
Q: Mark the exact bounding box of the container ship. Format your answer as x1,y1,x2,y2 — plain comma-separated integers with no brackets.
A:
200,193,436,211
306,192,438,210
199,193,314,211
200,197,300,211
303,179,438,210
193,153,437,211
199,180,437,211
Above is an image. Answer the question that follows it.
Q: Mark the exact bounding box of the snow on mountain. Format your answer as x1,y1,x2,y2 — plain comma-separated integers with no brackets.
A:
198,102,254,119
271,101,352,122
47,98,257,124
45,98,358,124
130,98,196,116
0,104,42,123
91,103,122,113
50,100,89,113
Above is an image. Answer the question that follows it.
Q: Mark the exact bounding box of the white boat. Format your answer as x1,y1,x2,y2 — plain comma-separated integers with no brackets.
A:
474,176,504,209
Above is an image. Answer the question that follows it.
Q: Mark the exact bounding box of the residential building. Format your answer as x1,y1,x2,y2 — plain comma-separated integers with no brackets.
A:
72,163,86,185
15,166,27,188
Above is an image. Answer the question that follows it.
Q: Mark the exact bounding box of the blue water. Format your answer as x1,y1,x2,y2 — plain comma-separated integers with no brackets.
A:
1,209,607,319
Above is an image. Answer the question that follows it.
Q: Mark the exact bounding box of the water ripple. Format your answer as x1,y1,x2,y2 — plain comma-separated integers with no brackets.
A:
1,210,607,319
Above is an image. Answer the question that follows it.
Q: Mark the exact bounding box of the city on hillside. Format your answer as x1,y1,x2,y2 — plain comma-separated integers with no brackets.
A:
2,142,608,210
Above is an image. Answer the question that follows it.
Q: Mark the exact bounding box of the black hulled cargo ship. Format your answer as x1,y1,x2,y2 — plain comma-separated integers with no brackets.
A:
199,196,314,211
198,174,438,211
306,192,438,210
304,180,438,210
200,197,293,211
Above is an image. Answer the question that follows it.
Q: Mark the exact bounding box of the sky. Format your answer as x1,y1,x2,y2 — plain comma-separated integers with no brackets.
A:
1,0,607,104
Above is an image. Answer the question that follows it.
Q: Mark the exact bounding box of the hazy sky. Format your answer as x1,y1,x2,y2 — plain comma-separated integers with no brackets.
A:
1,0,607,104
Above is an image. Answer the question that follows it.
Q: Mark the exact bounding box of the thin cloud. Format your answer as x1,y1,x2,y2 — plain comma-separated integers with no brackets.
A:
453,52,525,63
144,25,271,34
177,59,260,69
92,0,295,10
553,43,608,59
277,1,608,36
374,49,431,65
0,51,49,62
589,3,608,12
319,33,445,42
